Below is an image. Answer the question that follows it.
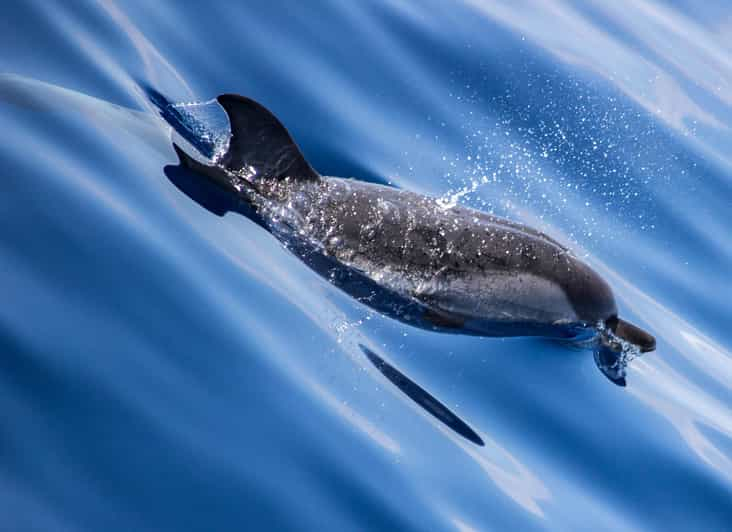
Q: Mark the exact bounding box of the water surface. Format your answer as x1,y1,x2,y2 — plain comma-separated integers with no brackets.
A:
1,1,732,530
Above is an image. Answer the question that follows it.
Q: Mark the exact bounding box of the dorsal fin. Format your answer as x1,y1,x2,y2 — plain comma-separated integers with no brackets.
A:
216,94,319,181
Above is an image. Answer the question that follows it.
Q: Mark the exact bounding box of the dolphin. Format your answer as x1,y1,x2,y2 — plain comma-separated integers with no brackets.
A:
163,93,655,386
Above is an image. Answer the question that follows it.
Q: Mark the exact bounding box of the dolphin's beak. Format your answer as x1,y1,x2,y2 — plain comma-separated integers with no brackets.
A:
612,318,656,353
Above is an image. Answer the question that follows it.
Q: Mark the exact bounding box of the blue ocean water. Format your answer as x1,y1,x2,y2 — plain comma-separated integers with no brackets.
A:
1,1,732,530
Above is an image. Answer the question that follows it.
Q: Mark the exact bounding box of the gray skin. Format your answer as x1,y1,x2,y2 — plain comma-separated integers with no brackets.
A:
254,176,616,331
173,94,655,375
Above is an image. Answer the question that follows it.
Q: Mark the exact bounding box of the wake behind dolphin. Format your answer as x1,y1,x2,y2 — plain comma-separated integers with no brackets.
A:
155,92,655,387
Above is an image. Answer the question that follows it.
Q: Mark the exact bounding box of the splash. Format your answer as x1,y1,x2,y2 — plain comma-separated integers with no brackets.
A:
401,68,697,256
169,99,230,161
436,177,481,210
145,85,230,161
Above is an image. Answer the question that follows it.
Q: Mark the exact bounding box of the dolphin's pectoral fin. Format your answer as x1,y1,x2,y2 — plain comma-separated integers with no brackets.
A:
217,94,320,181
593,344,627,387
359,344,484,446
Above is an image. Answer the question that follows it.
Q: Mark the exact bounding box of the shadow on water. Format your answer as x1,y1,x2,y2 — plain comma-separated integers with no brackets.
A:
163,163,266,228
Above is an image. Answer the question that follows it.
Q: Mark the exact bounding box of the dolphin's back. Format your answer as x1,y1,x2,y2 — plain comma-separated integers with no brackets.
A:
260,177,616,328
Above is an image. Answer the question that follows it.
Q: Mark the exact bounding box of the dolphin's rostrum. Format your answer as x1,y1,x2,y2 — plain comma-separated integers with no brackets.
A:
163,93,655,387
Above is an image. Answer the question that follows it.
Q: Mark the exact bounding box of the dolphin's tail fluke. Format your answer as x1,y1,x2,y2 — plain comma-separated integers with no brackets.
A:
216,94,320,182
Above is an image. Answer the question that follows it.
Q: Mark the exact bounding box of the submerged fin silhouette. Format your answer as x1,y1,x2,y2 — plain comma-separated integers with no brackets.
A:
360,344,484,446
